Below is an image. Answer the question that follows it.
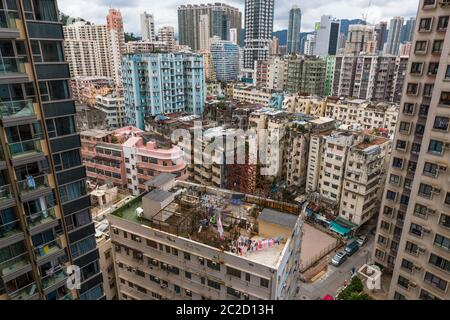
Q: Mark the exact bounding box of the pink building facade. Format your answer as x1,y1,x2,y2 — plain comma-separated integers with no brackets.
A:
81,127,187,195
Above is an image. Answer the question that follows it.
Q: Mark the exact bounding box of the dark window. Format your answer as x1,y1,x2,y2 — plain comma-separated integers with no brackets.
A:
226,267,241,278
260,278,269,288
433,116,449,131
424,272,447,291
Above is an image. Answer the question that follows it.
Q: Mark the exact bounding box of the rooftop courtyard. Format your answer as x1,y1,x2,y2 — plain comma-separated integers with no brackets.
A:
109,179,302,267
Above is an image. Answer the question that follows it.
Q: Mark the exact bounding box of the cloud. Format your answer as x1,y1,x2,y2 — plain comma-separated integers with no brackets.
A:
58,0,419,35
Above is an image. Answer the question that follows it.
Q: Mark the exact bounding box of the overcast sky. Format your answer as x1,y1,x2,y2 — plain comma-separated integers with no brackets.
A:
58,0,419,35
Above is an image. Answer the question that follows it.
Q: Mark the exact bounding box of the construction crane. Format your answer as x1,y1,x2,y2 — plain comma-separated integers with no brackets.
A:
362,0,373,23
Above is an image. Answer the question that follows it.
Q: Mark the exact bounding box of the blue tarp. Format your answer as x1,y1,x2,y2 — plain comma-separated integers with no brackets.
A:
329,221,351,236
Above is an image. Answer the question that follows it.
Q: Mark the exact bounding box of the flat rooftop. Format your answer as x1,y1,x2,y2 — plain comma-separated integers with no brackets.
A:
110,181,301,267
80,129,111,139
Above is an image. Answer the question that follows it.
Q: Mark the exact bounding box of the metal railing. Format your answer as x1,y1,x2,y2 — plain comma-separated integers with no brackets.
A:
0,219,21,239
8,282,38,300
0,252,29,277
0,184,13,201
0,57,25,75
34,238,63,260
41,266,67,289
26,207,56,229
17,174,49,194
0,11,18,29
0,100,34,118
8,138,42,158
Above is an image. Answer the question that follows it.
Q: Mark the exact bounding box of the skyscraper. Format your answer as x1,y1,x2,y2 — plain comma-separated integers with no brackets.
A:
106,8,126,54
158,26,176,50
287,5,302,54
313,15,340,56
177,3,242,51
400,17,416,44
345,25,375,55
243,0,275,69
122,53,206,129
141,11,156,41
375,21,388,53
210,37,240,81
384,16,404,55
373,0,450,300
0,0,103,300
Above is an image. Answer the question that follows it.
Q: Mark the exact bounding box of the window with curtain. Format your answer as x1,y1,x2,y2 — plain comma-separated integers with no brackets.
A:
0,241,26,263
59,180,86,203
32,0,58,21
70,236,96,258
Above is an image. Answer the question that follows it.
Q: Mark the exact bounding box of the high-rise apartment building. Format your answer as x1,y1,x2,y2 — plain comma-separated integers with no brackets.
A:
158,26,176,50
178,3,242,51
140,12,156,41
122,53,205,129
400,17,416,44
0,0,103,300
313,15,340,56
108,178,303,300
375,21,388,53
285,56,326,96
106,8,126,55
63,21,122,87
384,16,405,55
287,6,302,54
243,0,274,69
373,0,450,300
345,25,375,55
210,37,240,82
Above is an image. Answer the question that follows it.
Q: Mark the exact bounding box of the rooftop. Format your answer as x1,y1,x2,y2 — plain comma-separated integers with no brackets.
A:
109,181,302,267
80,128,111,139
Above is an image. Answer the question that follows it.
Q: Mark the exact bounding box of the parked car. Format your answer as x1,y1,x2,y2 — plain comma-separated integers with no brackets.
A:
356,235,367,247
331,251,348,266
345,240,360,256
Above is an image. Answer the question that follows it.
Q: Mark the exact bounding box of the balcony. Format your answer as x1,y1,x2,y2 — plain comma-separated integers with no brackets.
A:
41,266,68,292
8,138,43,160
34,238,64,261
8,282,39,300
0,11,20,38
0,184,14,207
0,219,22,242
0,57,28,83
58,292,74,300
17,174,51,201
0,253,31,280
0,100,35,125
26,208,57,232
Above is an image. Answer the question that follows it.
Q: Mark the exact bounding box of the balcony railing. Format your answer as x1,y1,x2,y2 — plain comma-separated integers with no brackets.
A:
8,138,42,158
41,266,67,290
58,292,74,300
8,282,38,300
0,252,30,278
0,219,21,240
0,100,34,119
0,57,25,75
34,238,63,260
17,174,50,195
26,207,56,230
0,184,13,202
0,11,18,29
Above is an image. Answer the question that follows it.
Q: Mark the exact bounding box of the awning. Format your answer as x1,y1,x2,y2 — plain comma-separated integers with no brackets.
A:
329,221,351,236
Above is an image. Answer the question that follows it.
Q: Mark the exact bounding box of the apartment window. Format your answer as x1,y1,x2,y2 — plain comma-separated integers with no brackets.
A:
440,214,450,228
446,192,450,205
386,190,397,201
185,271,191,279
415,40,428,53
419,104,429,117
410,62,423,75
172,248,178,256
414,204,428,218
397,275,410,289
432,40,444,54
226,267,241,278
423,0,436,7
419,17,433,32
423,84,434,97
393,292,406,300
399,122,411,134
428,139,444,154
389,174,401,185
383,206,394,217
437,16,449,31
429,253,450,272
396,140,407,151
404,178,413,189
418,183,433,199
374,249,385,260
411,143,421,155
428,63,439,76
434,234,450,251
401,259,414,272
206,260,220,271
433,116,449,131
410,223,424,237
59,180,86,203
146,239,157,249
207,279,221,290
183,252,191,260
405,241,419,255
380,220,391,231
406,83,419,95
424,272,447,291
423,162,438,177
420,289,440,300
245,273,251,282
403,103,415,115
260,278,269,288
377,235,388,246
439,91,450,106
415,123,425,136
392,157,404,169
400,194,410,206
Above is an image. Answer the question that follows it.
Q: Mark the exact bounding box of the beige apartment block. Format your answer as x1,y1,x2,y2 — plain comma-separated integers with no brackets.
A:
108,179,303,300
373,0,450,300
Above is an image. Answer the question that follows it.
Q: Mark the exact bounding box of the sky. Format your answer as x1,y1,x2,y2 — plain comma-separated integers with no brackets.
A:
58,0,419,35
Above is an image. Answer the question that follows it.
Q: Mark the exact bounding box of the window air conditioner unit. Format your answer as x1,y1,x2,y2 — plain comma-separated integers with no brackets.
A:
409,282,417,288
427,208,436,215
418,247,427,254
432,187,441,194
413,265,422,271
422,227,432,234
